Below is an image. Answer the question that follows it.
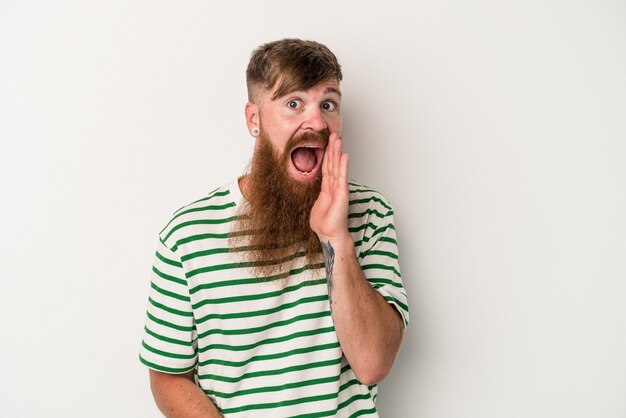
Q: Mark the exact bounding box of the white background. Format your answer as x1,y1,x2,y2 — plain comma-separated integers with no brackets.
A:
1,1,625,417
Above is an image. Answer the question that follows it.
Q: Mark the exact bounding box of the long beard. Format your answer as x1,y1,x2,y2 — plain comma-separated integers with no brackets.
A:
230,130,329,280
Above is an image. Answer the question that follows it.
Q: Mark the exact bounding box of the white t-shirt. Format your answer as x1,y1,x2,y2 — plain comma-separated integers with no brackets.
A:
140,180,409,417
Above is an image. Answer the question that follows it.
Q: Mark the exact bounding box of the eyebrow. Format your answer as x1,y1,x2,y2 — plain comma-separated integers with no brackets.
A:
272,85,343,101
325,87,342,97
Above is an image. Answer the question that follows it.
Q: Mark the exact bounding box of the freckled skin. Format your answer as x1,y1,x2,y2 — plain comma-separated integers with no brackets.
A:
245,80,343,183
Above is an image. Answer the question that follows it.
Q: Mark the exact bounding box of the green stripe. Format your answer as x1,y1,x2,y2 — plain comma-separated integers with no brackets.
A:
192,278,326,308
349,407,378,417
348,182,381,196
366,277,404,288
148,297,193,317
183,242,299,262
166,202,236,231
151,282,190,302
361,263,401,278
160,189,230,235
191,276,264,294
196,294,327,324
152,266,186,286
348,187,378,194
172,232,231,252
144,326,192,347
170,188,230,218
205,375,340,399
287,378,377,417
181,246,230,261
349,196,392,211
139,355,195,374
290,409,338,418
354,232,398,252
190,263,323,294
354,225,395,242
348,208,392,220
181,244,261,262
221,392,338,414
198,311,330,339
155,250,182,268
147,311,194,332
198,326,335,353
186,250,310,278
378,236,397,245
348,222,377,234
163,216,239,242
384,295,409,312
361,249,398,260
186,189,230,205
354,235,371,247
372,223,395,237
198,357,341,383
339,393,372,411
199,342,340,368
339,378,364,393
142,340,196,360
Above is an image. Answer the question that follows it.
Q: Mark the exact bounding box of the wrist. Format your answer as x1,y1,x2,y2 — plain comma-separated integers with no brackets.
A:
318,232,354,254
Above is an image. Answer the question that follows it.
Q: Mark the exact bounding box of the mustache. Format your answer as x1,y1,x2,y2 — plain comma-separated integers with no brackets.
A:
286,129,330,152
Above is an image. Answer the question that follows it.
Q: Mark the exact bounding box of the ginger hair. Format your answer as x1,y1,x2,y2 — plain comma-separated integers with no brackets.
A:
246,38,342,102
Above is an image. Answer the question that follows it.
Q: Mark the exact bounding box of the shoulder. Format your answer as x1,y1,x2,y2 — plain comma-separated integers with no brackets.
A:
169,183,237,220
158,182,240,248
347,181,397,253
348,181,394,216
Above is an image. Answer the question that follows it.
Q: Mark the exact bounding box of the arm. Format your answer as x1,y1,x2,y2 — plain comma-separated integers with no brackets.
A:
150,369,222,417
311,134,405,385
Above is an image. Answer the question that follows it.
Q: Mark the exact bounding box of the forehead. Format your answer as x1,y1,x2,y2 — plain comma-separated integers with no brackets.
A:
271,79,341,100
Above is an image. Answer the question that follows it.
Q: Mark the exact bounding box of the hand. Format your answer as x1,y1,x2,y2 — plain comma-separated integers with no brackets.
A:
310,133,351,243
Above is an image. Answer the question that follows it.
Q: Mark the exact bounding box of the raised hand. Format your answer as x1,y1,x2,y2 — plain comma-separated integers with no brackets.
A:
310,133,350,244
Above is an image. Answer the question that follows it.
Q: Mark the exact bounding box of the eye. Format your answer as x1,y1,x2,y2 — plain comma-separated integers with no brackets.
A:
321,101,336,111
287,99,301,109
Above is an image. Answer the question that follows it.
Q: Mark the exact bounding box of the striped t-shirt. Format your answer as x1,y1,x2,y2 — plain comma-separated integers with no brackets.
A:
139,180,409,417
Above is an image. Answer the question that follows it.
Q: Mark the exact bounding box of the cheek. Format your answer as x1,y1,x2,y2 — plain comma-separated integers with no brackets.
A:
328,117,342,134
262,127,294,155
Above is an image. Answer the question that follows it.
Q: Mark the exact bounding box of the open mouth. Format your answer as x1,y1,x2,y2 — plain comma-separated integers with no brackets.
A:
290,146,325,176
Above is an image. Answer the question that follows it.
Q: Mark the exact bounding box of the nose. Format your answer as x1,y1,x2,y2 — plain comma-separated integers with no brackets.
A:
302,106,328,132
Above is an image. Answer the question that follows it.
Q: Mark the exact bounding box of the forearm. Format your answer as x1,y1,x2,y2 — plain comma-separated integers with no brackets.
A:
311,135,404,384
150,369,222,418
322,236,404,385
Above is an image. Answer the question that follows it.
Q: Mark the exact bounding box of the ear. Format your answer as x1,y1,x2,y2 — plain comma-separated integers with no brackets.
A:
245,101,259,136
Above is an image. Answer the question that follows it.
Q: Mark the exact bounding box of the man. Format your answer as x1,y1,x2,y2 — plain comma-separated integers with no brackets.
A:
140,39,409,417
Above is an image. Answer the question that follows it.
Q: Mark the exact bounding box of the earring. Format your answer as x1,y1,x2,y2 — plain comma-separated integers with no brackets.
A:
251,128,259,137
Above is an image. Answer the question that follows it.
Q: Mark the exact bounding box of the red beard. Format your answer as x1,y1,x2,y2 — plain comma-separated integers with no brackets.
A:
230,130,330,279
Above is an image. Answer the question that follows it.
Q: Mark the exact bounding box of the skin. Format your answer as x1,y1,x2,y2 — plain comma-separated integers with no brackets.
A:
308,132,405,385
241,79,343,189
149,369,222,417
150,78,405,415
244,79,405,385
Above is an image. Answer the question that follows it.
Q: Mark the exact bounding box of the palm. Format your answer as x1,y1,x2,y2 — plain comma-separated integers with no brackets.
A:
310,134,350,242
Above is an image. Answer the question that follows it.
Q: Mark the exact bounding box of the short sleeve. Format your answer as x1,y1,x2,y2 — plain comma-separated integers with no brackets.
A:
357,203,410,328
139,239,198,373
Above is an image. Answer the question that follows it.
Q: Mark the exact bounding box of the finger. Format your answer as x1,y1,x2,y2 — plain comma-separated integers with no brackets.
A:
328,134,336,179
327,133,337,179
322,134,335,177
333,136,343,180
339,152,349,188
321,135,330,178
